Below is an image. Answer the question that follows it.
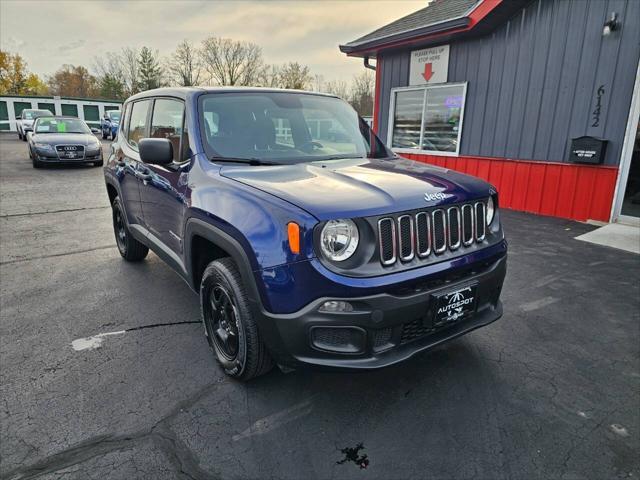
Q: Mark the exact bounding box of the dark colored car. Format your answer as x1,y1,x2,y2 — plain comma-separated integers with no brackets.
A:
17,109,53,140
101,110,121,140
28,116,103,168
104,87,507,381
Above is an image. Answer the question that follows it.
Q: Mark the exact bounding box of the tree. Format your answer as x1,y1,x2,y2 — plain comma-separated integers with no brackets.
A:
323,79,350,101
93,53,126,100
24,73,49,96
166,40,201,87
138,47,163,91
0,50,28,95
277,62,312,90
99,74,125,100
200,37,265,86
48,65,98,97
120,47,140,96
349,71,375,116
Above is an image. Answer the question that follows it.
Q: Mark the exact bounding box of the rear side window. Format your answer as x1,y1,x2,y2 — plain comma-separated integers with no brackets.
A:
127,100,151,150
150,98,185,162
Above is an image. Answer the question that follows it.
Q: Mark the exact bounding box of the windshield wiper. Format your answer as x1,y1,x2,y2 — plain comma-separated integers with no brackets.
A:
210,156,279,166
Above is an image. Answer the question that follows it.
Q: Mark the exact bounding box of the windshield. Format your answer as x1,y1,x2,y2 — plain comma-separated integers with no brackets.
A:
198,92,390,164
23,110,51,120
35,118,91,134
108,111,121,121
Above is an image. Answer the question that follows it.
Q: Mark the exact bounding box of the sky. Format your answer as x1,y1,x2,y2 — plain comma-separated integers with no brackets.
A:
0,0,425,83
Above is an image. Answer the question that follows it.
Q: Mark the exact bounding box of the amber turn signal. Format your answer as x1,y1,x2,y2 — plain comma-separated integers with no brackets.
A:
287,222,301,254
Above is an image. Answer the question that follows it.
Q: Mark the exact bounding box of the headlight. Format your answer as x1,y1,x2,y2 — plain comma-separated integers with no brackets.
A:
34,143,53,152
320,219,359,262
486,196,496,225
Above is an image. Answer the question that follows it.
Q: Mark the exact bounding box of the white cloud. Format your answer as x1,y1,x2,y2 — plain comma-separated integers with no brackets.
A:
0,0,424,81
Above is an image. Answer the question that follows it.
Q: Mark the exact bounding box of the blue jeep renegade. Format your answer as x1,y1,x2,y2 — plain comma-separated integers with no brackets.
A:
104,87,507,380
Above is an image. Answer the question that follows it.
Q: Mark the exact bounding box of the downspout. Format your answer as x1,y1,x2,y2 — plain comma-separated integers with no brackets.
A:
364,56,376,70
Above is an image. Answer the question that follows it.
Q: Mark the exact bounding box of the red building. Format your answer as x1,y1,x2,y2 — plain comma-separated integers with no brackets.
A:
341,0,640,224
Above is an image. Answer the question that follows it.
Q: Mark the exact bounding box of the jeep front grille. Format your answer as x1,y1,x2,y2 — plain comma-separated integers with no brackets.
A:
377,201,489,266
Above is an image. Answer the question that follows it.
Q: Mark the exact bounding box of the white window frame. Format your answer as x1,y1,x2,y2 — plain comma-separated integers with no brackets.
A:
387,82,467,157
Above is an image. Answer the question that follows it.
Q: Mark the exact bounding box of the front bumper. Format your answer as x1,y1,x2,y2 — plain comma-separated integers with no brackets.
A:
33,151,103,164
258,253,506,370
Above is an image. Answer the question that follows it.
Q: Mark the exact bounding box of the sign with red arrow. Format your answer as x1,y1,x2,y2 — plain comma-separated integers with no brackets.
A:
409,45,449,85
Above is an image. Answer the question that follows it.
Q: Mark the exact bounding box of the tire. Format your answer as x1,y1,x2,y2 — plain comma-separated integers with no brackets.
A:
200,258,274,380
93,160,104,167
111,196,148,261
32,157,42,169
102,130,107,140
18,131,23,140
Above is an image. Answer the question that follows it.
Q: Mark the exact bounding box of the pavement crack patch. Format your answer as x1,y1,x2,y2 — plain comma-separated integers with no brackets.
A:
1,245,114,265
2,382,223,480
125,320,201,332
0,205,110,218
71,321,201,351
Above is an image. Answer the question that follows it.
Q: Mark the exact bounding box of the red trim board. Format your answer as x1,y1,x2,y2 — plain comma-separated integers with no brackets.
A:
401,153,618,222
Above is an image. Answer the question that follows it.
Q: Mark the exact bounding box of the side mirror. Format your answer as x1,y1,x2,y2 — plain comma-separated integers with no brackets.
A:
139,138,173,165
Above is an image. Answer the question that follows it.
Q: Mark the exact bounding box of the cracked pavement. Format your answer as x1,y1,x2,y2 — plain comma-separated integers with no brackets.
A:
0,133,638,479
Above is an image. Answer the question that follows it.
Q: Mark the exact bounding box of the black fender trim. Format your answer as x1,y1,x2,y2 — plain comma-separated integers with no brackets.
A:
184,218,292,361
184,218,260,298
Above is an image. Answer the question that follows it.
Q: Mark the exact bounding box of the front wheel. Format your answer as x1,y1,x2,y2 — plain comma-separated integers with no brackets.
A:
111,196,148,261
200,258,274,381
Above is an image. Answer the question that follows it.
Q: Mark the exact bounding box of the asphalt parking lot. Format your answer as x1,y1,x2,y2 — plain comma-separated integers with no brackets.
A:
0,132,638,480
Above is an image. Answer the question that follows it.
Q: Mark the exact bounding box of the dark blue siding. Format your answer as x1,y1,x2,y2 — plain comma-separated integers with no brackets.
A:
376,0,640,166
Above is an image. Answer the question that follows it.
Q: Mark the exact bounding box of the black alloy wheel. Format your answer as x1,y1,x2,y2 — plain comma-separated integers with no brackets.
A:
204,284,240,361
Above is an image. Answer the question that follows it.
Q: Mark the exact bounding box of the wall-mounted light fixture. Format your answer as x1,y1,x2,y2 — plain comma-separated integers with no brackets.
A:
603,12,620,36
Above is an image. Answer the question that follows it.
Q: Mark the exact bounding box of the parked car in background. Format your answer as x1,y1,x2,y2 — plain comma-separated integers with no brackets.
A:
101,110,121,140
17,109,53,141
28,116,103,168
104,87,506,381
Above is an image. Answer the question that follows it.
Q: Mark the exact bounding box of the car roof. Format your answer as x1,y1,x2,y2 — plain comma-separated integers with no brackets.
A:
126,86,340,103
24,109,52,113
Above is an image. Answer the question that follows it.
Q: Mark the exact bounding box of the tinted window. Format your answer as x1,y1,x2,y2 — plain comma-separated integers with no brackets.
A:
127,100,151,150
150,99,184,162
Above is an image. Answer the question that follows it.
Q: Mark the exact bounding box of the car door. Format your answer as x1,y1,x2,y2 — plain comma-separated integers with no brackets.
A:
138,97,190,257
116,99,152,228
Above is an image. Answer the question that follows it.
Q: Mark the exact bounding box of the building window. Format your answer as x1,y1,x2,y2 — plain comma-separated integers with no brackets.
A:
388,83,467,155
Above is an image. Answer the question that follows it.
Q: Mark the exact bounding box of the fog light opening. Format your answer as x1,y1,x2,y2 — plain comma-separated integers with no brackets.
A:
310,326,365,354
318,300,354,313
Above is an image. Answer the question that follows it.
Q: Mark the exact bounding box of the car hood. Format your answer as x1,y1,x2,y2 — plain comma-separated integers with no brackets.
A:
30,133,97,145
220,157,494,220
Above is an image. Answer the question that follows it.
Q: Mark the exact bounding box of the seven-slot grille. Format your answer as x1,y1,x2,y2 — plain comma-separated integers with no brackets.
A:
377,201,489,266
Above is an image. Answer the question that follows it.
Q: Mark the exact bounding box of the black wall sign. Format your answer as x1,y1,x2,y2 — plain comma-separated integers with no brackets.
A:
570,136,607,165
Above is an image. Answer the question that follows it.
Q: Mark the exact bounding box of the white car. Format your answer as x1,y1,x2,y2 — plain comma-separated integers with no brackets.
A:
17,109,53,141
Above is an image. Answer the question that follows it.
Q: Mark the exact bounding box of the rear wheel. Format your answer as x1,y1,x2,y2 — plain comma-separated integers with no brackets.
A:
112,196,148,261
200,258,274,381
102,130,107,140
